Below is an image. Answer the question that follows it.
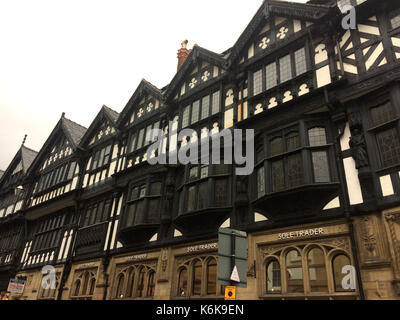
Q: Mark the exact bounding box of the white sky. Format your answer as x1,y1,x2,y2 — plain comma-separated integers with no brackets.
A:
0,0,307,170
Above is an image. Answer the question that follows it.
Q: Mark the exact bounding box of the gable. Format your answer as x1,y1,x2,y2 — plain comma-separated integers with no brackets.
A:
125,93,162,127
176,60,225,99
88,118,116,146
240,16,314,64
38,134,73,173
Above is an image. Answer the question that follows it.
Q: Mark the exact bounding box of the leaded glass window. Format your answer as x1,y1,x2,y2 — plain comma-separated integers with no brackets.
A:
287,153,303,188
191,100,200,124
376,128,400,167
279,54,292,83
266,62,277,90
182,106,190,128
253,69,263,95
271,137,284,156
257,166,265,198
271,160,285,192
286,132,300,151
371,102,395,127
215,179,228,207
312,151,330,183
294,48,307,76
211,91,220,115
308,128,327,146
201,96,210,120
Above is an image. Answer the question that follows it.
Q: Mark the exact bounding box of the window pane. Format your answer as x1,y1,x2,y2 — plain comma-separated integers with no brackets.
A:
134,201,144,225
286,132,300,151
129,134,137,153
139,185,147,198
147,199,159,223
130,187,139,200
187,186,196,212
178,269,188,297
189,167,198,182
308,248,328,293
211,91,220,115
136,269,145,297
200,165,209,179
333,255,354,292
198,181,208,209
280,54,292,83
215,179,228,207
377,128,400,167
182,106,190,128
257,167,265,198
191,100,200,124
309,127,327,146
126,204,136,227
136,128,145,149
286,250,304,293
312,151,331,183
271,160,285,192
295,48,307,76
150,182,162,195
371,102,395,127
201,96,210,120
147,272,155,297
192,260,202,295
266,260,281,294
253,69,263,95
266,62,277,90
207,259,217,295
287,153,303,188
126,269,135,298
271,137,284,156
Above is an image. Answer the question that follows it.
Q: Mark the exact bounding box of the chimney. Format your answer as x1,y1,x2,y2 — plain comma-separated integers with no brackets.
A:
177,40,190,71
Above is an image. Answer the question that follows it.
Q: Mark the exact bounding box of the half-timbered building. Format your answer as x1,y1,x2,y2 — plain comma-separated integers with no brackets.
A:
2,0,400,300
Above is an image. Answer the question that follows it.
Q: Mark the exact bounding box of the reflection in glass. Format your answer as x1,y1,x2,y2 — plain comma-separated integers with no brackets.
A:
266,260,281,293
286,250,304,293
308,248,328,293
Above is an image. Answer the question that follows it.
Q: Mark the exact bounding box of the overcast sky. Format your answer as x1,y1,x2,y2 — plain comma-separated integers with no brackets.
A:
0,0,307,170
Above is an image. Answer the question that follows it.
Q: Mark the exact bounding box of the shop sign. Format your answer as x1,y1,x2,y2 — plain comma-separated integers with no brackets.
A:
7,279,25,294
125,254,148,261
278,228,325,240
186,242,218,253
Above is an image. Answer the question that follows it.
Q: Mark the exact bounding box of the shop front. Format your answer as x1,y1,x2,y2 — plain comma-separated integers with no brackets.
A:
250,220,360,300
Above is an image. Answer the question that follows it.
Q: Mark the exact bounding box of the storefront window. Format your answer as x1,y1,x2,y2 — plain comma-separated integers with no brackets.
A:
206,258,217,295
178,268,188,297
192,260,202,295
266,260,281,294
286,250,304,293
333,254,353,292
308,248,328,293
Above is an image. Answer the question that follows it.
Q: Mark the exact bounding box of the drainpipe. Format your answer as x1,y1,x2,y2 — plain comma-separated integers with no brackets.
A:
333,114,365,300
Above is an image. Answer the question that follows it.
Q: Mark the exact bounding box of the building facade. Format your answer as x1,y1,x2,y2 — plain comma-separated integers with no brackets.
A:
1,0,400,300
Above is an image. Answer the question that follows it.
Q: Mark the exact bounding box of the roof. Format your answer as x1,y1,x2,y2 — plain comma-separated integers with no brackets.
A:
117,79,164,127
164,44,228,101
103,105,120,123
61,116,87,147
0,144,38,189
228,0,336,65
20,145,39,173
79,105,120,147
